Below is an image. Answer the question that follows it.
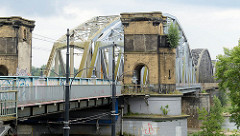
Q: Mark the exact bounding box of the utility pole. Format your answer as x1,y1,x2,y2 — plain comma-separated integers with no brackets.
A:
111,44,116,136
63,29,70,136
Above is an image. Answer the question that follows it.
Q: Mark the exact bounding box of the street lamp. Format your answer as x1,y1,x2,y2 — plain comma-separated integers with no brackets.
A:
111,44,116,136
69,66,96,87
63,29,70,136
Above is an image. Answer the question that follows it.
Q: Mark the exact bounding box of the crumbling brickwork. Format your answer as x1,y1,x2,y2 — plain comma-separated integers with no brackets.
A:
121,12,176,93
0,16,35,76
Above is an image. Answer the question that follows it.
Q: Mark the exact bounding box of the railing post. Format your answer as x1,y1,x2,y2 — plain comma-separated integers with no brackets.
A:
15,90,18,125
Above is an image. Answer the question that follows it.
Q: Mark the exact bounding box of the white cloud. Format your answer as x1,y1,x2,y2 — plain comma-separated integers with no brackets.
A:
176,7,240,59
31,4,103,67
0,7,12,16
1,1,240,67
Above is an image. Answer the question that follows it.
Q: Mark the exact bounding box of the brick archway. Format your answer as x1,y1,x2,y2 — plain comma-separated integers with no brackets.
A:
134,64,149,85
0,65,8,76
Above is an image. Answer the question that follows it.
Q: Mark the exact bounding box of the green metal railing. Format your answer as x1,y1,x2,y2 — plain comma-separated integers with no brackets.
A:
0,90,18,121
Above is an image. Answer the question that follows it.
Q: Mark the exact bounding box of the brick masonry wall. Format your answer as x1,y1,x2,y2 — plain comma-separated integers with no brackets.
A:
121,12,176,92
124,48,176,85
0,17,34,75
182,93,210,128
0,55,18,75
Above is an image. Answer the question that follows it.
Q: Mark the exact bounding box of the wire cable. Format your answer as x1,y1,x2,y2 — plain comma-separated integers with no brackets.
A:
32,46,51,52
70,112,110,122
70,112,111,124
32,37,56,43
33,33,66,43
33,33,59,41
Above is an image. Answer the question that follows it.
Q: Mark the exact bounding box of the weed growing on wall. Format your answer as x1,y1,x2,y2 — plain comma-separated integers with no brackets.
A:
160,105,169,115
167,22,180,48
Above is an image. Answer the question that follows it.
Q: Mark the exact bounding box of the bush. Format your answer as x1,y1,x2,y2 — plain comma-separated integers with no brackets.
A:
167,22,180,48
196,96,224,136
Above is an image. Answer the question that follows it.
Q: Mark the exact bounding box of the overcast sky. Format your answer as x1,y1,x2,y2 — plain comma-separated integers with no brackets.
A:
0,0,240,67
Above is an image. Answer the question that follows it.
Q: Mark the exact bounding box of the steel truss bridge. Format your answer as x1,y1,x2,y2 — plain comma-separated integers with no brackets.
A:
44,13,203,85
0,13,217,124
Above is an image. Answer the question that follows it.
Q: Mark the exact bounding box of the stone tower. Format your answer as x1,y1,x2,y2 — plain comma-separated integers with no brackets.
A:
0,16,35,76
121,12,176,93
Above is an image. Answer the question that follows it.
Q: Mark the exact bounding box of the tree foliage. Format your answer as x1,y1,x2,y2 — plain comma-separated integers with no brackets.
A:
167,22,180,48
197,96,224,136
215,41,240,128
218,89,228,107
31,65,66,77
31,65,46,76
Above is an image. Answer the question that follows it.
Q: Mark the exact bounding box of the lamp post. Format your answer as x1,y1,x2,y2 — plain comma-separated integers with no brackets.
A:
63,29,70,136
69,66,96,87
111,44,116,136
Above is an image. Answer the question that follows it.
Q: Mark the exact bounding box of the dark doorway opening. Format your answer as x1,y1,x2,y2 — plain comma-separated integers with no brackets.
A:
0,65,8,76
134,64,149,86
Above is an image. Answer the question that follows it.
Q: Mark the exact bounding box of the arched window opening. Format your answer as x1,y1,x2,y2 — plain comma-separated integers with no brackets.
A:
0,65,8,76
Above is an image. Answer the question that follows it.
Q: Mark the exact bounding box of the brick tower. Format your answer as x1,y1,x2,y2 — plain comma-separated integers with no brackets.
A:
121,12,176,93
0,17,35,76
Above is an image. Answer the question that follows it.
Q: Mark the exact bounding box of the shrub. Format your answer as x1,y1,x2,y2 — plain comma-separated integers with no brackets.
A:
196,96,224,136
167,22,180,48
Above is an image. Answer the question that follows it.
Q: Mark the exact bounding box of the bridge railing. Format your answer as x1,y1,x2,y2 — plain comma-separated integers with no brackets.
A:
0,76,111,87
1,85,121,107
0,90,18,120
122,83,202,94
176,83,201,88
176,83,201,94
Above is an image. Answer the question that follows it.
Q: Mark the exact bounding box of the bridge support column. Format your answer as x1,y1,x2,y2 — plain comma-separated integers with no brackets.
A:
182,93,210,128
122,94,188,136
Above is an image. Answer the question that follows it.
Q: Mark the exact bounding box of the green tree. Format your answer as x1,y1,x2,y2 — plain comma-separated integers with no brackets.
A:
31,66,41,76
167,22,180,48
197,96,224,136
31,65,47,76
215,41,240,128
218,89,228,107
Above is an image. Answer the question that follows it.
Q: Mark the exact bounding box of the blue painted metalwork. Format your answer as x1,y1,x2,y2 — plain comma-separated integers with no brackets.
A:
0,76,111,87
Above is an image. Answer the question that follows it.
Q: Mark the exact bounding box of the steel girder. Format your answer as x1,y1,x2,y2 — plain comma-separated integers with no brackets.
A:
163,13,197,84
45,16,124,78
45,13,197,85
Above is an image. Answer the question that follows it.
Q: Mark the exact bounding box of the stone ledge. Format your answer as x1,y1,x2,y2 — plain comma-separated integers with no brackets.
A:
0,116,16,122
123,114,189,121
123,93,183,97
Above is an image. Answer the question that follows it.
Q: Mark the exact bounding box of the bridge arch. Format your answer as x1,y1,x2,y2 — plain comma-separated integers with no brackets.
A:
45,15,124,78
191,49,214,83
0,65,8,76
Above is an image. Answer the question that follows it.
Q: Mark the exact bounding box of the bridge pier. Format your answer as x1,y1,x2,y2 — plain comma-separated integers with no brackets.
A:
182,93,211,129
122,94,188,136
